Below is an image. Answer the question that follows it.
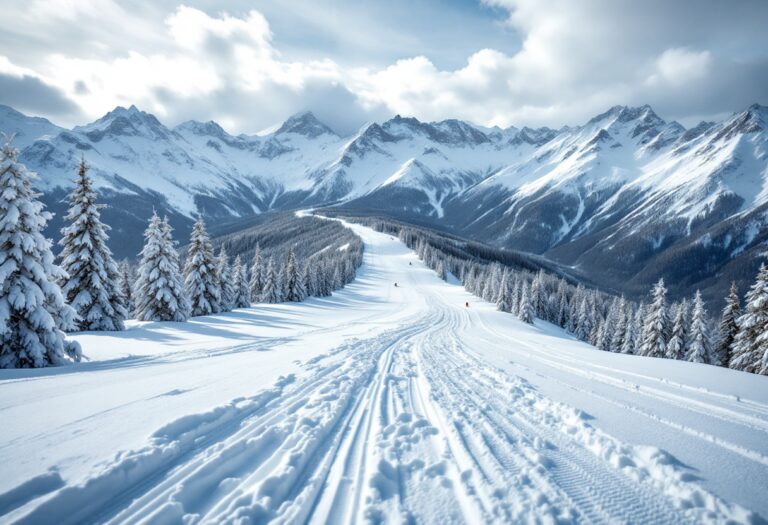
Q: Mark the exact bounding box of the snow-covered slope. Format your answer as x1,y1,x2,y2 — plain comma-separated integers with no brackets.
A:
0,222,766,523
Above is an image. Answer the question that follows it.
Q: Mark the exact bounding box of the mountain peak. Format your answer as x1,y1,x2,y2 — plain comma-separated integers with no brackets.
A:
275,111,336,138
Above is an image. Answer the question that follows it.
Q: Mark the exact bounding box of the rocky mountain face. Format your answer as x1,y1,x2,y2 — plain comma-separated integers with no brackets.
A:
2,102,767,304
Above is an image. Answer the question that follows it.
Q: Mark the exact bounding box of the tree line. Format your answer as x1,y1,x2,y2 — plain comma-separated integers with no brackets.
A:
0,143,362,368
364,219,768,376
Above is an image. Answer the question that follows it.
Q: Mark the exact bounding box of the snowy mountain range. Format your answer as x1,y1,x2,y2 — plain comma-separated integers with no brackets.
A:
2,102,767,303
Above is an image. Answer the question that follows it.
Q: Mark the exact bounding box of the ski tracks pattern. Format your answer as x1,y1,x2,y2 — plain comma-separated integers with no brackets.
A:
4,310,760,524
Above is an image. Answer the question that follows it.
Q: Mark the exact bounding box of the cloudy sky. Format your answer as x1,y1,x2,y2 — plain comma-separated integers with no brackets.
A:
1,0,766,135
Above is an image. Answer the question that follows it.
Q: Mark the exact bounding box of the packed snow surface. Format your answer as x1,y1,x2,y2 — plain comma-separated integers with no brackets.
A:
1,222,768,524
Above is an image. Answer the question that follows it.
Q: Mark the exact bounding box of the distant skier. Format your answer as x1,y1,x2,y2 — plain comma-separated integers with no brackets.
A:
409,262,412,266
465,302,469,307
394,282,398,287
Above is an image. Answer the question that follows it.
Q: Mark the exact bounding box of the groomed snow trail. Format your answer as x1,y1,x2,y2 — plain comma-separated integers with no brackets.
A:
1,222,767,524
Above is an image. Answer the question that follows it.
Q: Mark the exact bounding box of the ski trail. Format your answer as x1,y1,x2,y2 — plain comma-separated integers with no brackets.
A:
469,313,768,466
2,221,764,524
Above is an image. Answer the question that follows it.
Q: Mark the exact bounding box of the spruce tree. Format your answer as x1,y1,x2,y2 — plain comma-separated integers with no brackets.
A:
284,248,306,302
610,297,627,352
0,139,81,368
262,256,281,303
134,214,189,322
217,246,235,312
730,264,768,374
497,269,512,312
117,260,134,316
303,262,315,297
518,282,534,324
232,255,251,308
714,282,740,367
250,244,264,302
640,279,669,358
575,295,592,341
183,217,220,317
687,291,711,364
58,158,127,331
666,300,688,360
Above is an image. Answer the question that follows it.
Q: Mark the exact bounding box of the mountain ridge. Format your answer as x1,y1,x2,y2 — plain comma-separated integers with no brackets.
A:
2,101,768,305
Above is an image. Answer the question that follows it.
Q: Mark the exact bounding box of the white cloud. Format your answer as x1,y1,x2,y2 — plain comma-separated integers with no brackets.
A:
1,1,766,132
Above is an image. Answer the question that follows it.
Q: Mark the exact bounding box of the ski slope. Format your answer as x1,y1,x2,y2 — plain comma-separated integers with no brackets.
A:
1,222,767,524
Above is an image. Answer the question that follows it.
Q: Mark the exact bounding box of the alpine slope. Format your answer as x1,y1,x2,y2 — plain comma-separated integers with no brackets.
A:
1,222,768,524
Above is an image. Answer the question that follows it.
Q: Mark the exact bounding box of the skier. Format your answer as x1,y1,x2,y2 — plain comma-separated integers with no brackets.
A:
394,282,398,287
465,302,469,308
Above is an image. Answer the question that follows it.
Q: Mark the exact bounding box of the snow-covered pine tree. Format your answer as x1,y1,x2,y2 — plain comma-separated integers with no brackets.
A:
666,300,688,360
597,298,617,351
284,248,306,302
639,279,669,358
530,271,544,319
302,262,314,297
0,139,81,368
497,269,512,312
232,255,251,308
518,281,534,324
575,295,592,341
515,276,525,315
595,319,610,351
555,279,569,327
609,297,627,352
331,263,343,291
262,256,281,303
730,264,768,374
436,260,446,281
134,214,190,322
567,284,585,333
117,260,134,316
714,282,740,367
249,244,263,302
620,304,638,355
687,291,711,364
217,246,235,312
183,217,220,316
58,158,127,331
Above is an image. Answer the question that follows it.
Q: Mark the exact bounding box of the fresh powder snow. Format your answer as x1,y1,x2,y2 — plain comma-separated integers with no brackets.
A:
0,221,767,523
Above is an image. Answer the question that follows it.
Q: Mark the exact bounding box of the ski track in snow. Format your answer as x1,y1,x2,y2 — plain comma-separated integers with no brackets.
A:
1,221,767,524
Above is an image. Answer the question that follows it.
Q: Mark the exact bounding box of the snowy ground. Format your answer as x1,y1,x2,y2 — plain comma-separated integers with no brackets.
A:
1,222,768,524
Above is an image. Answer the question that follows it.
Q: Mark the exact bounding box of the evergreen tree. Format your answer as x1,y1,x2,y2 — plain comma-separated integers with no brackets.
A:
283,248,306,302
217,246,235,312
640,279,669,358
575,295,592,341
620,304,639,355
183,217,220,316
555,280,569,327
58,158,126,331
730,264,768,374
303,262,315,297
714,282,740,367
518,282,534,324
436,260,446,281
262,256,281,303
117,260,134,316
666,300,688,360
496,269,512,312
134,214,190,322
0,139,81,368
610,297,628,352
687,291,711,364
530,271,545,318
595,319,610,351
249,244,264,302
232,255,251,308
